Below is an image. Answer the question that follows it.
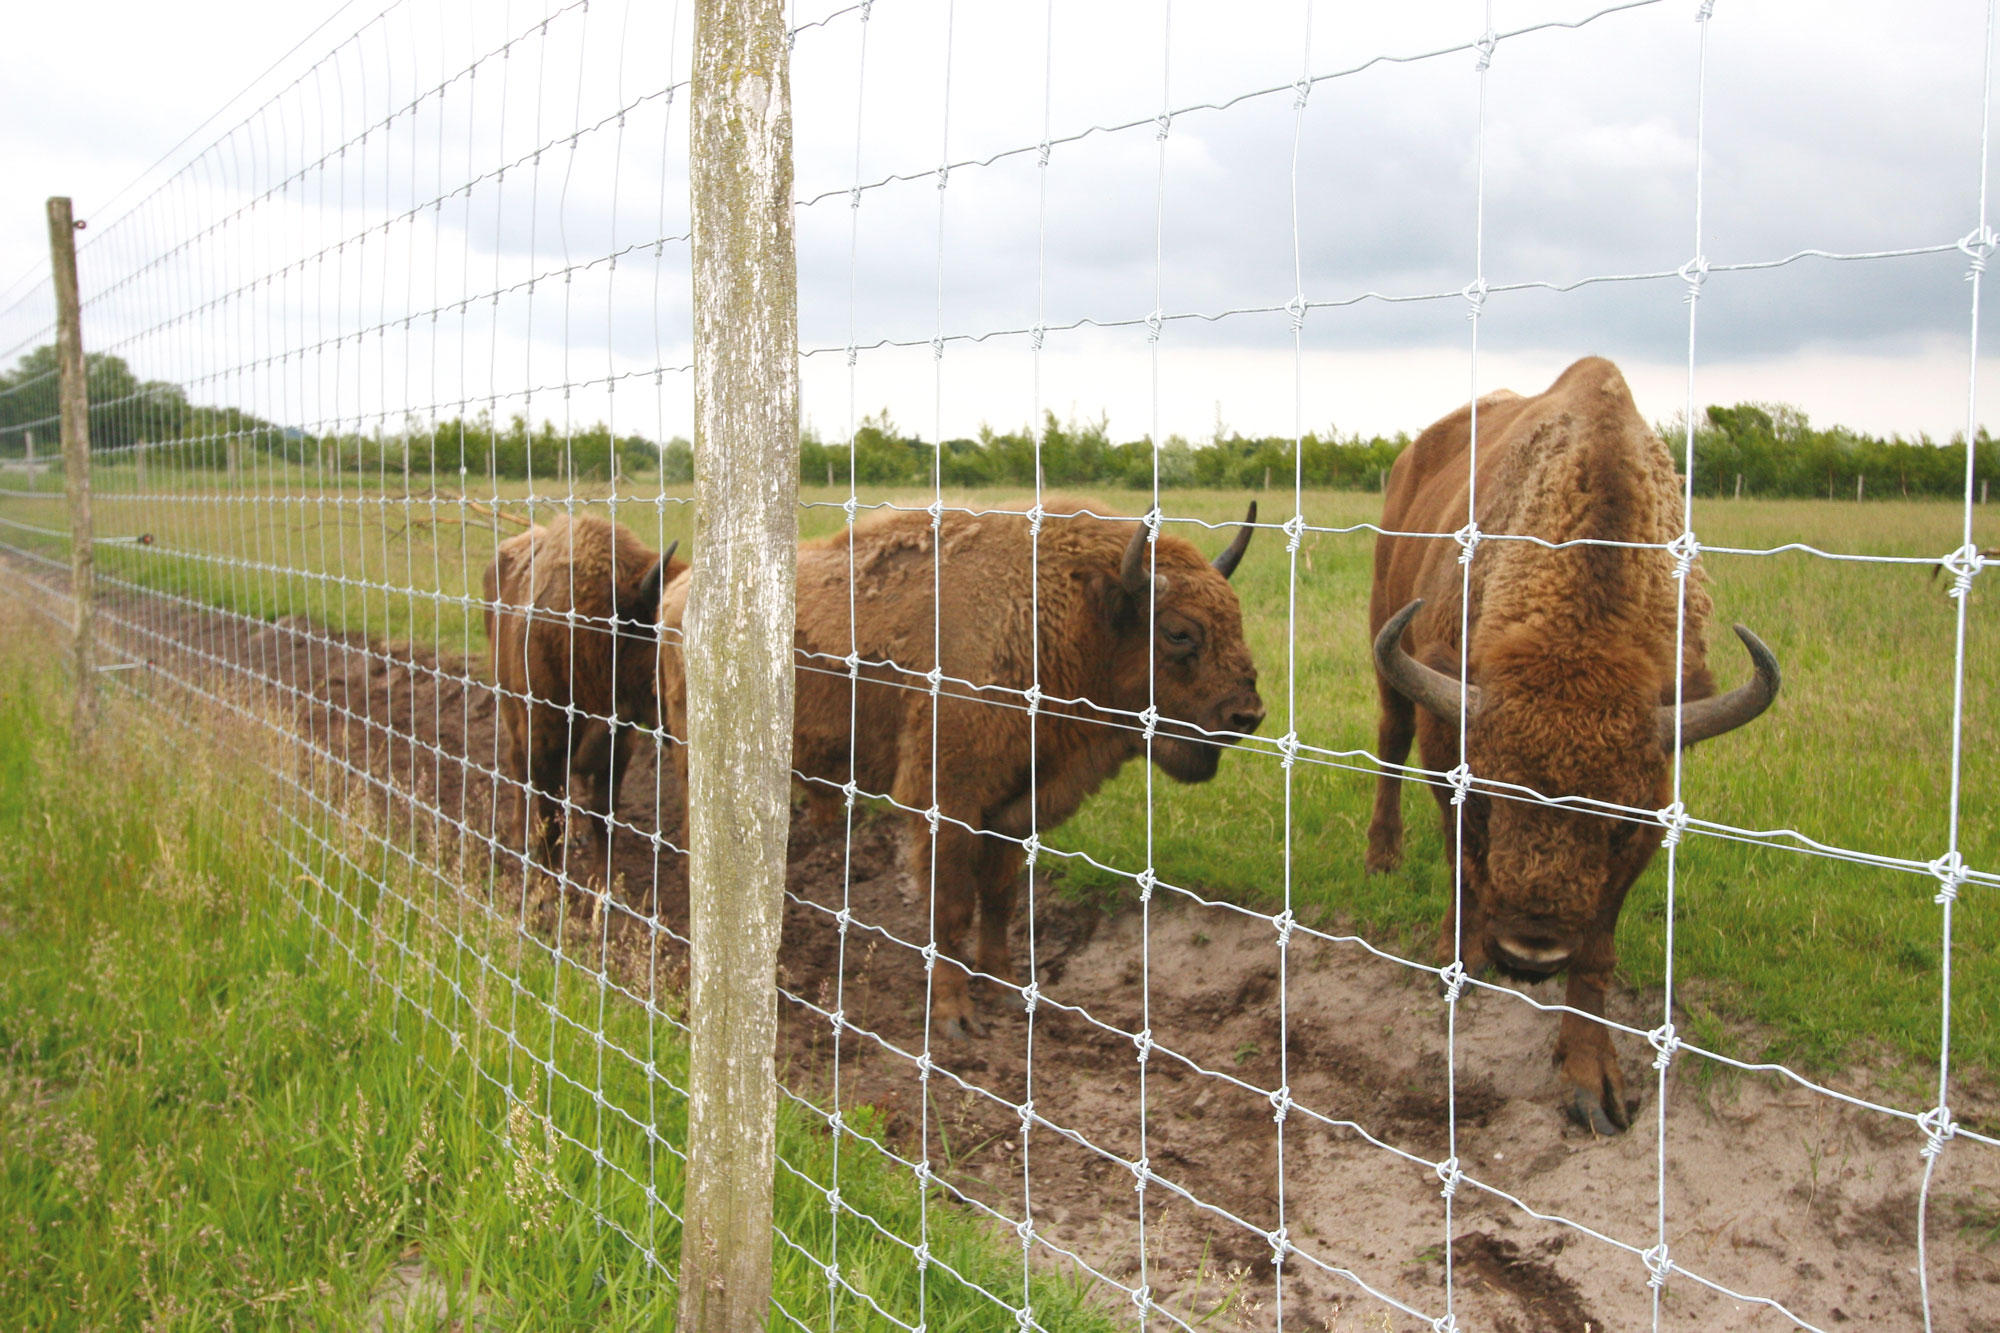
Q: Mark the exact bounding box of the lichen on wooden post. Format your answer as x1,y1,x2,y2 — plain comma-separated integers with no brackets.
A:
677,1,798,1328
47,196,96,739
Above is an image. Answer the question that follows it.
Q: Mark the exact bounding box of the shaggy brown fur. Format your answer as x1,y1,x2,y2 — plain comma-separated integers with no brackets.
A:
657,499,1266,1035
1367,357,1776,1136
484,514,683,873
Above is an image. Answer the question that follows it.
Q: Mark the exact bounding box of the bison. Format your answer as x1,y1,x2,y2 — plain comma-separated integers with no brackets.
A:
1366,357,1780,1135
657,499,1265,1036
483,514,682,873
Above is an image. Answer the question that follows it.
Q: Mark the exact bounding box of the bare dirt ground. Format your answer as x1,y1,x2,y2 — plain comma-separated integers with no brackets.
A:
26,565,2000,1332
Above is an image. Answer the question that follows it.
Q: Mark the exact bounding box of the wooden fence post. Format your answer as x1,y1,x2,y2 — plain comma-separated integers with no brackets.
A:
47,196,96,739
678,1,798,1328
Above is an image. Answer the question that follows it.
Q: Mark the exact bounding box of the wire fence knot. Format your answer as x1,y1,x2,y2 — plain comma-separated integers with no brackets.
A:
1293,76,1312,110
1941,542,1985,598
1130,1284,1152,1312
1642,1242,1672,1289
1648,1021,1682,1071
841,778,858,807
912,1241,931,1270
1666,530,1701,581
1436,1155,1463,1199
1920,1105,1957,1160
1018,981,1040,1015
1133,1027,1154,1064
1285,292,1308,332
1678,254,1710,303
1023,682,1042,714
1136,867,1157,903
1018,1097,1036,1128
1021,833,1040,867
1269,1085,1292,1123
1267,1225,1291,1266
1474,29,1498,72
1656,800,1690,849
826,1188,843,1216
1696,0,1716,20
1139,705,1160,741
924,803,942,833
1438,960,1468,1003
1131,1156,1151,1192
1273,908,1296,949
1445,763,1475,807
935,163,950,191
1037,139,1052,168
1145,308,1165,343
1960,225,1997,279
1453,522,1482,564
1155,112,1172,141
919,943,939,975
1929,851,1967,905
1461,277,1488,321
1276,730,1300,769
845,341,858,366
828,1005,845,1034
1028,323,1046,352
828,1110,846,1135
930,335,945,361
1282,512,1306,552
1432,1317,1461,1333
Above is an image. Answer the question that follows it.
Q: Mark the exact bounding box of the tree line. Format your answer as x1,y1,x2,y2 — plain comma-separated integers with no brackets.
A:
3,346,1994,500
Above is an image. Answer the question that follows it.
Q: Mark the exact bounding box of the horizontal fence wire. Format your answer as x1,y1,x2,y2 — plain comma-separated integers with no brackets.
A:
1,0,1995,1329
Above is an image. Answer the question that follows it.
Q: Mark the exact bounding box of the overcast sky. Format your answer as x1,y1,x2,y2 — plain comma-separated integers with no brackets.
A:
4,0,1998,445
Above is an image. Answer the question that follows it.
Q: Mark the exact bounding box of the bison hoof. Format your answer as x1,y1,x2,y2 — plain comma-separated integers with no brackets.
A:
1363,847,1403,876
1565,1085,1634,1137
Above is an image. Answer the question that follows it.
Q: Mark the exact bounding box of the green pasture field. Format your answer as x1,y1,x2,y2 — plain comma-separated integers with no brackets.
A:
2,466,1996,1095
0,600,1116,1330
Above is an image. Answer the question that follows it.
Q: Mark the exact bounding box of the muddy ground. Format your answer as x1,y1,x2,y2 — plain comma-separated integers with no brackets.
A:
21,565,2000,1332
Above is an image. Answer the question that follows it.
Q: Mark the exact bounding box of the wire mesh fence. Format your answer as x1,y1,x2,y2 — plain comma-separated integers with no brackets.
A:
3,0,1998,1328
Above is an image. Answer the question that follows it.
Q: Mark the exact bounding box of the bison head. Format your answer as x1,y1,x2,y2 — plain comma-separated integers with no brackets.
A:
1374,598,1778,975
1099,505,1267,783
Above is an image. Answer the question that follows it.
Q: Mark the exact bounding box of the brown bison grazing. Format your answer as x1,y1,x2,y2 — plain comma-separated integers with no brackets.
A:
1366,357,1780,1135
658,499,1265,1036
484,514,682,872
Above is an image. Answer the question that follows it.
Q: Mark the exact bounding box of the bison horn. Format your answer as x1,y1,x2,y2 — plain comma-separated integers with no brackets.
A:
1657,625,1780,751
1213,501,1257,579
1373,599,1479,727
1120,520,1156,595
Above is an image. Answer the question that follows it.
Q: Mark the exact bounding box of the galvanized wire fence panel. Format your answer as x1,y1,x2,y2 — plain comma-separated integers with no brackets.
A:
2,0,1998,1328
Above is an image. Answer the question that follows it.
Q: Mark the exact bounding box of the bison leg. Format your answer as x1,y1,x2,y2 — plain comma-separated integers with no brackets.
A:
1554,964,1632,1136
570,719,623,869
915,820,983,1039
972,835,1027,998
525,707,571,872
1365,685,1417,873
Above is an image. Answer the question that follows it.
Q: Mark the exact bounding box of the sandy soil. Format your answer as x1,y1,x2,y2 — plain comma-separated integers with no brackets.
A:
24,564,2000,1332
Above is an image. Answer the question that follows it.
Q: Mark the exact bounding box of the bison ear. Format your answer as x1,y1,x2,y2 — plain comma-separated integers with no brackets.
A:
1077,567,1142,632
622,557,666,627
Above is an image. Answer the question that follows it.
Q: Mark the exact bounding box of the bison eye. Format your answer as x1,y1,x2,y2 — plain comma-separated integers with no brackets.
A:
1161,625,1194,649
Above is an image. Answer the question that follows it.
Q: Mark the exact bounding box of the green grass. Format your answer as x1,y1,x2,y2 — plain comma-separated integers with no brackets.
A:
0,601,1114,1330
2,471,1995,1089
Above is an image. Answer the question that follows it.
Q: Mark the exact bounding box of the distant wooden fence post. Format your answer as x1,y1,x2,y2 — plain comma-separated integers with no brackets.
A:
678,0,799,1328
47,196,96,739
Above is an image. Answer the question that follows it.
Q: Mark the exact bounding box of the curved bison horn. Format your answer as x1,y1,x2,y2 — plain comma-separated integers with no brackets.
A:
1212,501,1257,579
1119,521,1153,595
1373,599,1478,727
1658,625,1780,751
